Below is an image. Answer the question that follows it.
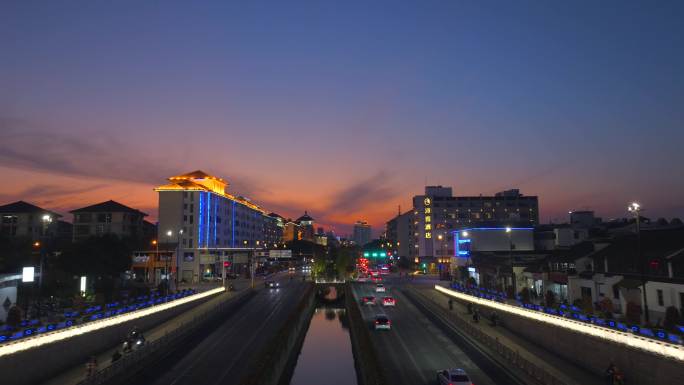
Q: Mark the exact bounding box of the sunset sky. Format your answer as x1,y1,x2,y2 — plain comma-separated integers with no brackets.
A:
2,1,683,236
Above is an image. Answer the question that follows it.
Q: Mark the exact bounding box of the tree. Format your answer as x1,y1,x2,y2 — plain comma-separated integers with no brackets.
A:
57,234,133,277
0,235,34,273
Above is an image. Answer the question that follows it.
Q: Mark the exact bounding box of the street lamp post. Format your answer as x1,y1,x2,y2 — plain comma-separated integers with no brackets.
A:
167,229,183,290
628,202,649,324
506,227,515,296
151,240,159,285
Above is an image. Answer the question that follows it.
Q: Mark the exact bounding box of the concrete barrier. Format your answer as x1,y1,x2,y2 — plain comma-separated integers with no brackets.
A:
240,283,314,385
344,283,386,385
436,285,684,385
0,289,222,385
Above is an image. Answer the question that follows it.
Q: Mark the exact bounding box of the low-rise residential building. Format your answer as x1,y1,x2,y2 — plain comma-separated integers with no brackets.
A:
567,225,684,324
0,201,62,240
71,200,148,241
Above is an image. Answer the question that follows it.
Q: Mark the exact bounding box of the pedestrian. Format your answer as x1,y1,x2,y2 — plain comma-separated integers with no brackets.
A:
467,302,473,314
111,350,122,364
491,311,498,326
85,356,98,378
605,362,616,385
473,308,480,323
448,298,453,311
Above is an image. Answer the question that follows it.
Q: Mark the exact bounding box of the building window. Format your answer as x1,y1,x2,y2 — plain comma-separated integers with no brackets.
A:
612,285,620,300
657,289,664,306
189,215,194,224
581,286,592,299
76,225,90,235
188,238,193,248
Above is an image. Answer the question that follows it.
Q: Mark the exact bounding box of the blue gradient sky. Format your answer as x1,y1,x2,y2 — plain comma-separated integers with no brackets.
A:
1,1,683,234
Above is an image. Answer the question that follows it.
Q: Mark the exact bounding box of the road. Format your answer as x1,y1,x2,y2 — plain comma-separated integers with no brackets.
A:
130,275,308,385
352,275,519,385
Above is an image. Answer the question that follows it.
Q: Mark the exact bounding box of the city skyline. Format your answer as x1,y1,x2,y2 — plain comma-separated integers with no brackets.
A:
2,1,684,234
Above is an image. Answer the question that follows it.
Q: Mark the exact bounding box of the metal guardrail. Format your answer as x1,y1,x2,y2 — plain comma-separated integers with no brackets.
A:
76,289,254,385
408,288,568,385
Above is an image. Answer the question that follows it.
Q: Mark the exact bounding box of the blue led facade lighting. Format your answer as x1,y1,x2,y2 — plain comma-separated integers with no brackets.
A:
198,192,204,248
206,193,211,247
231,201,236,247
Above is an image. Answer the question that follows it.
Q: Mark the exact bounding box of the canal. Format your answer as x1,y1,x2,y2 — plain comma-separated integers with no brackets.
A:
288,306,358,385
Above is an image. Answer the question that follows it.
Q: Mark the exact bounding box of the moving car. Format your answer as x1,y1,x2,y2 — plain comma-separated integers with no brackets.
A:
437,368,471,385
374,315,391,330
361,296,376,305
265,280,280,288
375,283,386,292
382,296,396,306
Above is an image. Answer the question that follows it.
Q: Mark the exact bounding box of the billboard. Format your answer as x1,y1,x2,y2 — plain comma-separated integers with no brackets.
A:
269,250,292,259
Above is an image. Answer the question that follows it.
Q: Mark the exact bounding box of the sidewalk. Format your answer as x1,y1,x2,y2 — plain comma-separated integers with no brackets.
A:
417,286,604,385
42,282,249,385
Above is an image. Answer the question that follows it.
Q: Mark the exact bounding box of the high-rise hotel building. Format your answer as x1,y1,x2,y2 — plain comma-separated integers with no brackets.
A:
155,170,276,283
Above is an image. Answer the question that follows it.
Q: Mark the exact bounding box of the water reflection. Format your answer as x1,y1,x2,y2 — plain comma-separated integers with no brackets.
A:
289,307,357,385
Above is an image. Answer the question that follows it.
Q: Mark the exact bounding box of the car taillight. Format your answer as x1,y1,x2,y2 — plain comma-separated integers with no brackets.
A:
375,320,379,324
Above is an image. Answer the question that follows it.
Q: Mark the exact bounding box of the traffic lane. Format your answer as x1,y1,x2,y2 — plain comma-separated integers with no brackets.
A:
138,280,307,385
351,283,497,385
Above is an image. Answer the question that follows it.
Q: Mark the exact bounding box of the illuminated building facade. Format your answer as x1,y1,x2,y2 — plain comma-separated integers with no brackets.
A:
156,170,274,283
386,186,539,272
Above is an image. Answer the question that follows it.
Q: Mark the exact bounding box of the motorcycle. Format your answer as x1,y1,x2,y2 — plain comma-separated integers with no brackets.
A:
122,330,146,353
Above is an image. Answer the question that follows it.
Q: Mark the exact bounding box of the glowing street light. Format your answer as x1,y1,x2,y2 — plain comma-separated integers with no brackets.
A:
628,201,649,323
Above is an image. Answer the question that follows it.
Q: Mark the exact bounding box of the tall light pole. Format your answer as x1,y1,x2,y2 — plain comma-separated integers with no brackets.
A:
167,229,183,289
628,202,649,324
506,227,515,296
151,240,158,285
38,214,51,298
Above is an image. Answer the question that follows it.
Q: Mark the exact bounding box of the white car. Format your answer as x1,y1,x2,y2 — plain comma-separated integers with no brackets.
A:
375,284,386,293
374,315,391,330
437,368,471,385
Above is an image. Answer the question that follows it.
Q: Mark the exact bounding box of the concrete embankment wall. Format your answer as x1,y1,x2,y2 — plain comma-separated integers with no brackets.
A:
239,283,315,385
0,290,221,385
444,290,684,385
344,283,386,385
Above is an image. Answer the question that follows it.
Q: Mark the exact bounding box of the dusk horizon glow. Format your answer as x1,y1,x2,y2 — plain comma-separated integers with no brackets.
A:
2,1,683,235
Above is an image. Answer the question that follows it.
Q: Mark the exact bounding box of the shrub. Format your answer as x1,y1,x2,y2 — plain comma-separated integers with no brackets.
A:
519,287,531,303
625,301,642,324
545,290,556,307
664,306,681,331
